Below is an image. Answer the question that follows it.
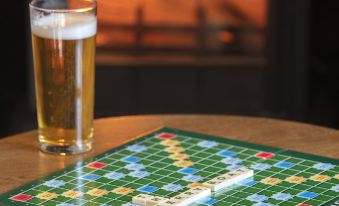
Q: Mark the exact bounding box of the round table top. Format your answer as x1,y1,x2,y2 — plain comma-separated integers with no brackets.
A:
0,114,338,194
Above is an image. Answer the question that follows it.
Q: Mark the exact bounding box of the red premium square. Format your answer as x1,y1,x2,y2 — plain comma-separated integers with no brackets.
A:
86,162,107,169
10,194,33,202
256,152,275,159
156,133,177,139
297,204,311,206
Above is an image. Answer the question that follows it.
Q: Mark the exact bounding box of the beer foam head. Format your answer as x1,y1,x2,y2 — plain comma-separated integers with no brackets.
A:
31,13,97,40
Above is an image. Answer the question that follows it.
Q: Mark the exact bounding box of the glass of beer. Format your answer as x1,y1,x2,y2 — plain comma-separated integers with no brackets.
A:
29,0,97,155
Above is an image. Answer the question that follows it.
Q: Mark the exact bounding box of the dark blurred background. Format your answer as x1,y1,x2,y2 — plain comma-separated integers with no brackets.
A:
0,0,338,138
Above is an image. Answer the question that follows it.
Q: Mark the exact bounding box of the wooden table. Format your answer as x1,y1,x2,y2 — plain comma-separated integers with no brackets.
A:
1,115,339,194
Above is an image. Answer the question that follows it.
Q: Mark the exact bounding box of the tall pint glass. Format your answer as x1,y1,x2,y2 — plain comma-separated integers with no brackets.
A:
29,0,97,154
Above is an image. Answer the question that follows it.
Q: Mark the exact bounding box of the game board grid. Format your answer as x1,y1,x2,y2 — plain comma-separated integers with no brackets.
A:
197,150,294,205
278,158,338,204
242,160,336,205
9,159,338,205
155,138,296,205
9,146,338,206
131,136,269,205
211,153,293,205
176,136,339,205
5,132,339,206
174,136,339,206
9,136,160,206
87,136,242,202
66,138,182,204
9,136,233,205
130,136,237,195
290,169,338,205
216,155,338,206
13,136,225,206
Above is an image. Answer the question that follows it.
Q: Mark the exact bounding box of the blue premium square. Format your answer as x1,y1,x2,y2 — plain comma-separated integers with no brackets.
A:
313,163,335,171
217,150,236,157
238,179,257,187
274,161,295,169
125,163,146,171
121,204,140,206
138,185,159,193
80,173,101,181
178,167,199,175
253,203,274,206
197,198,218,205
104,172,126,180
297,191,318,199
226,165,244,171
250,163,272,171
162,184,184,192
128,171,150,178
182,175,204,182
331,185,339,192
126,145,147,153
197,140,218,148
222,157,242,165
272,192,293,201
246,194,268,202
121,156,141,163
43,180,66,187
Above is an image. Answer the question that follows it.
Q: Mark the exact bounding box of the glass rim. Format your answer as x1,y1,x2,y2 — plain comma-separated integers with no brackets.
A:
29,0,96,13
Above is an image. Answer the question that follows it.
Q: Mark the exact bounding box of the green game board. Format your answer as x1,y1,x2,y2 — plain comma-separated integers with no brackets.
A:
0,127,338,206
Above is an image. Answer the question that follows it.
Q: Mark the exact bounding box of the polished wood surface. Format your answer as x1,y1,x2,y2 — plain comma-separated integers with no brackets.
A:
1,115,339,193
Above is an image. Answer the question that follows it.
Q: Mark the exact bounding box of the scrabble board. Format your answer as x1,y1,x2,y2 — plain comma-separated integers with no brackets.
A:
0,127,338,206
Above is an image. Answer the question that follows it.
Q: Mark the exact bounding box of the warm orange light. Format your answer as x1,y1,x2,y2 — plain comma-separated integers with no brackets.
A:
95,0,267,51
97,0,138,24
218,31,235,43
223,0,267,28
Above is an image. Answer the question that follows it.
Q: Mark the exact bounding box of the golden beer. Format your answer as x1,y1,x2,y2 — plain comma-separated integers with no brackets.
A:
30,12,97,154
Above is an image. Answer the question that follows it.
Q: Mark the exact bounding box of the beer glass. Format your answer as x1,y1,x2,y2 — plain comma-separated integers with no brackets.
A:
29,0,97,154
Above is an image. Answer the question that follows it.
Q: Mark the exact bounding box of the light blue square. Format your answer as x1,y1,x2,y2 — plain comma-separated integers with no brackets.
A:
178,167,199,175
80,173,101,181
121,156,141,163
246,194,268,202
253,203,274,206
43,180,66,187
217,150,236,157
126,144,147,153
162,184,184,192
129,171,150,178
331,185,339,192
125,163,146,171
313,163,335,171
121,204,140,206
238,179,257,187
182,175,204,182
197,140,218,148
222,157,242,165
272,192,293,200
104,172,126,180
197,198,218,205
251,163,272,171
297,191,318,199
274,161,295,169
226,165,244,171
138,185,159,193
